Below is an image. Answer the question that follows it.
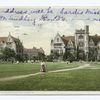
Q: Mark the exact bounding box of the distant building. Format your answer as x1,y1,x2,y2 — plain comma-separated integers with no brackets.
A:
24,47,45,60
51,25,100,61
0,33,23,54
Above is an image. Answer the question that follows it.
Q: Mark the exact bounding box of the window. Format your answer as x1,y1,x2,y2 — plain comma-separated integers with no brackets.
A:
60,50,63,54
79,35,84,39
67,41,73,48
89,39,94,47
54,43,62,46
67,44,73,48
79,42,84,47
57,38,59,42
56,49,59,53
2,41,5,43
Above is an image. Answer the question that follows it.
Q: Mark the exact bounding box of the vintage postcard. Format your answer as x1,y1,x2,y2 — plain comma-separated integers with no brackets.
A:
0,6,100,94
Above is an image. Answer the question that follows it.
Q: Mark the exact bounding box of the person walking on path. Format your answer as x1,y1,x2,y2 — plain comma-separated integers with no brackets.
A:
40,61,46,73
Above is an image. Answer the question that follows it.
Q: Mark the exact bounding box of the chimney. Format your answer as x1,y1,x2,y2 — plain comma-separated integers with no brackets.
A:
85,25,89,34
62,35,65,37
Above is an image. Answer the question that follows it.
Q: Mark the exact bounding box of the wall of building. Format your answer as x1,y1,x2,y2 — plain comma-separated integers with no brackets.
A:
51,33,65,54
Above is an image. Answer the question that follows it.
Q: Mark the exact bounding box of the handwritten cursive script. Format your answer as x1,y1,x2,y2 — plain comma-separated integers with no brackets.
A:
0,7,100,26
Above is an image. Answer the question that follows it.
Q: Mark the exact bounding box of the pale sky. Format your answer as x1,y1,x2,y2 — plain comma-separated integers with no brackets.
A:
0,7,100,54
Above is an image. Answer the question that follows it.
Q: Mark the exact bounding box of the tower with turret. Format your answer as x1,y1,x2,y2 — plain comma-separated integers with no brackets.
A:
75,25,89,60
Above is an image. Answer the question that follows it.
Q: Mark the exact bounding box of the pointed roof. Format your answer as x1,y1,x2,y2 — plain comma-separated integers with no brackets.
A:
11,36,20,42
89,35,100,45
7,33,21,43
54,32,61,39
61,35,75,45
0,37,7,42
38,47,44,54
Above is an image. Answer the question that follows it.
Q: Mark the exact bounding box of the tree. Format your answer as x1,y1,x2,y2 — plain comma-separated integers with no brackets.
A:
16,53,24,62
33,56,38,62
23,53,29,62
77,50,85,61
63,47,68,61
63,46,75,61
46,54,54,62
88,47,98,61
1,47,16,61
38,52,45,61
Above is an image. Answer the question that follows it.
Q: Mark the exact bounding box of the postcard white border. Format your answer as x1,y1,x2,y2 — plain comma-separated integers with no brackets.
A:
0,0,100,96
0,91,100,95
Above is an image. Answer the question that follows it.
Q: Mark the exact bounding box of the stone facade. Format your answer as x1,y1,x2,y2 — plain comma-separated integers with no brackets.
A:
51,33,65,54
0,34,23,54
51,25,100,61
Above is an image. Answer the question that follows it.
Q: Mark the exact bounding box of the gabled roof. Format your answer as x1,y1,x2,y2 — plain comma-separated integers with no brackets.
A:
61,35,75,45
10,36,20,42
0,37,7,42
0,34,23,48
51,39,53,44
89,35,100,45
38,47,44,54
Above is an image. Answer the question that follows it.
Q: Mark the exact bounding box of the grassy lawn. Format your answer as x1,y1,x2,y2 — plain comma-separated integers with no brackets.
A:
0,62,81,78
0,62,100,91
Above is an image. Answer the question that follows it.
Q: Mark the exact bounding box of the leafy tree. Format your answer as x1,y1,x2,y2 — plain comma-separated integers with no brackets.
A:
77,50,85,60
38,52,45,61
63,46,75,61
46,54,54,62
16,53,24,62
54,51,60,59
23,53,29,62
1,47,16,61
33,56,38,62
63,47,69,61
88,47,97,61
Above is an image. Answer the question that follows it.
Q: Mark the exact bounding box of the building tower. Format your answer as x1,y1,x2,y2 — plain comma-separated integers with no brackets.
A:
84,25,89,61
75,25,89,60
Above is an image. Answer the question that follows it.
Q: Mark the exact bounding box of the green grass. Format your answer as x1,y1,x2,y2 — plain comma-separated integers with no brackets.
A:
0,62,100,91
0,68,100,91
0,62,81,78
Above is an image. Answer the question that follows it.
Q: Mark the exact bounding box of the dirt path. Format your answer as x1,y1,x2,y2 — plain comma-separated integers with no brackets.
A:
48,63,90,73
0,63,90,82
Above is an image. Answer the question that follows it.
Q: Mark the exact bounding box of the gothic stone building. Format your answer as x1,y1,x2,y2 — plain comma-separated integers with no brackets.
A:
51,25,100,61
0,34,23,54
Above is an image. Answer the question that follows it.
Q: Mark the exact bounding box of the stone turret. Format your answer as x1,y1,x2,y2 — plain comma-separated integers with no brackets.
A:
85,25,89,34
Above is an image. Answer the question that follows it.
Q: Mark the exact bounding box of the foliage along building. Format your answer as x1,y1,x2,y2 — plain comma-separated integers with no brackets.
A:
24,47,45,61
51,25,100,61
0,33,23,55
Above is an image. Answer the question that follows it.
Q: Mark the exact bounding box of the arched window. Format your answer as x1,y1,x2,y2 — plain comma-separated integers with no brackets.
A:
79,35,83,39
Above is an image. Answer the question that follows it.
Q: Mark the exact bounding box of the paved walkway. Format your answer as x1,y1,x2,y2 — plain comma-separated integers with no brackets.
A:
0,63,90,82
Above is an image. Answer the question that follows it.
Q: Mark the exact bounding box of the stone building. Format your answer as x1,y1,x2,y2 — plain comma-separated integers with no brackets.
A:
51,25,100,61
0,33,23,54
